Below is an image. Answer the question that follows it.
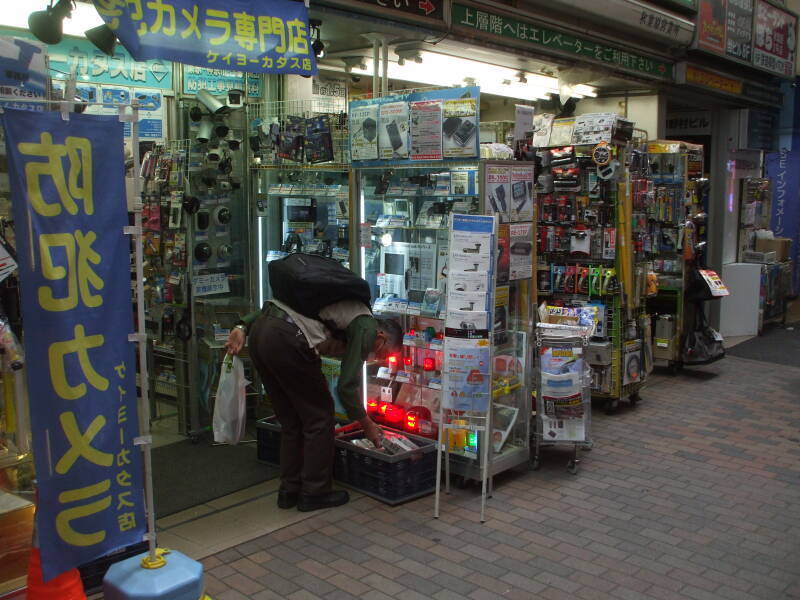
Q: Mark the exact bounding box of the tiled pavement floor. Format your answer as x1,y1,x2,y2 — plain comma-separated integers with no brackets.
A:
202,355,800,600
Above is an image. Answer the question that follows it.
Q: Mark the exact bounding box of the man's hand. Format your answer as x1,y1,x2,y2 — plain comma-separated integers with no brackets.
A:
359,416,383,449
225,327,246,355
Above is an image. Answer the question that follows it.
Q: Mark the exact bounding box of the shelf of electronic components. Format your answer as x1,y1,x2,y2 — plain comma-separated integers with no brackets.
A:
364,194,479,199
374,372,443,391
373,309,445,320
369,225,449,231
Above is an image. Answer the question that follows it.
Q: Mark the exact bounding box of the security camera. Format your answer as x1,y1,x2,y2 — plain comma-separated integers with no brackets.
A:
197,89,230,115
227,88,245,109
351,75,361,83
196,116,214,144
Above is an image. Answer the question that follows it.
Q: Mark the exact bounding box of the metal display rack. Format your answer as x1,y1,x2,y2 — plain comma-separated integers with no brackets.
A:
535,137,649,415
532,323,593,474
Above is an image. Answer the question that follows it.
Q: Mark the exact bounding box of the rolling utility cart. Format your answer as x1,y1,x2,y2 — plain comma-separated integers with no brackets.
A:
533,323,592,474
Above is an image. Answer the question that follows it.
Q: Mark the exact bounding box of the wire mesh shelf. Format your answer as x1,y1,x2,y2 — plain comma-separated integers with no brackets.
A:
247,97,350,167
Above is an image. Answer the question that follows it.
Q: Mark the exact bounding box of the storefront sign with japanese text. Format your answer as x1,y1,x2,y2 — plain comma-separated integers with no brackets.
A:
3,109,145,580
753,0,798,77
183,65,261,96
0,36,47,112
765,150,800,290
697,0,726,53
93,0,317,76
452,3,673,81
0,27,172,90
726,0,755,61
685,64,743,94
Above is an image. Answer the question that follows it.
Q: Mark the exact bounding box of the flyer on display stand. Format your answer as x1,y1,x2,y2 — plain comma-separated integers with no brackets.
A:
443,98,478,158
350,104,379,160
379,102,410,159
450,271,490,293
571,113,616,146
510,165,534,221
448,289,489,312
485,165,511,223
509,222,533,280
442,336,492,412
410,100,443,160
532,113,555,147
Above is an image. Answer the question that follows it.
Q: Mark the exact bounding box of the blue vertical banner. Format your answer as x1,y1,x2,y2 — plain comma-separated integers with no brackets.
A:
3,109,145,580
93,0,317,76
765,150,800,291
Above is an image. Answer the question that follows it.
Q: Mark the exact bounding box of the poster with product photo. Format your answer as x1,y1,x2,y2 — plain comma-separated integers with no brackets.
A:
571,113,616,146
410,100,443,160
350,104,379,160
509,222,533,280
443,98,478,158
510,165,534,221
379,102,410,159
485,164,511,223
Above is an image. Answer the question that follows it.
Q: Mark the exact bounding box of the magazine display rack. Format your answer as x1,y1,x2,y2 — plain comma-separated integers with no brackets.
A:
533,323,593,473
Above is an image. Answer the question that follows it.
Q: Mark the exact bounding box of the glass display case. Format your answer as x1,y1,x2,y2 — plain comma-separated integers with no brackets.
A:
354,160,533,487
252,167,351,306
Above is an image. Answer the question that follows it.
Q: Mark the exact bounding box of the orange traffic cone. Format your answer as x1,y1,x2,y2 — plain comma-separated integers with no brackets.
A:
26,548,87,600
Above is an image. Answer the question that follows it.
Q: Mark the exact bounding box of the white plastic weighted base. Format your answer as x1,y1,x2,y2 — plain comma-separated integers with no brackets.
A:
103,549,206,600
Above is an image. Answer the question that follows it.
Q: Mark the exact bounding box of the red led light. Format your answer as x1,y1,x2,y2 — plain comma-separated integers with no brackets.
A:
404,356,413,366
367,399,380,414
388,355,398,365
405,414,418,432
383,403,405,425
408,329,416,336
423,357,436,371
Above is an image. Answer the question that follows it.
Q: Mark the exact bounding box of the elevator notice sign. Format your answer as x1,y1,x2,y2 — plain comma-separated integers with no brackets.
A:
452,3,673,81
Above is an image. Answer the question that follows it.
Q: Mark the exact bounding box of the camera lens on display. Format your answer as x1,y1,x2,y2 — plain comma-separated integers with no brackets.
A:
213,206,232,225
194,242,212,262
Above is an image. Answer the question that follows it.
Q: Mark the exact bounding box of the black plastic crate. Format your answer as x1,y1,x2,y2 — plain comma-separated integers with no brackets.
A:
256,416,281,465
334,429,437,505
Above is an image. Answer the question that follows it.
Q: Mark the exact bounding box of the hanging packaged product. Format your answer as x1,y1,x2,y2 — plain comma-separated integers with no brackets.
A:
485,165,511,222
410,100,443,161
379,102,410,159
532,113,555,147
304,115,334,164
278,116,305,162
442,97,478,158
350,104,379,160
603,227,616,259
510,165,535,221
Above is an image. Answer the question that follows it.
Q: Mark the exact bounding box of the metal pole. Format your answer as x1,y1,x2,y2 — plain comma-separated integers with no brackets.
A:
130,102,158,562
381,39,389,96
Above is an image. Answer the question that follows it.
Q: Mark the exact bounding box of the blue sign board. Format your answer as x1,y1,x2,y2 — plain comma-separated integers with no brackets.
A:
3,109,146,580
765,150,800,291
0,27,173,90
93,0,317,77
183,65,262,97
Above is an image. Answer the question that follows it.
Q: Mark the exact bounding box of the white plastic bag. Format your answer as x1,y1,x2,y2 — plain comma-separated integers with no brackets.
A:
213,354,249,445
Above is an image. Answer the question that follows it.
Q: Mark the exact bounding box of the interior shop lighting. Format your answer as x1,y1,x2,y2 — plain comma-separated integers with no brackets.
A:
332,51,597,102
10,1,104,41
27,0,74,44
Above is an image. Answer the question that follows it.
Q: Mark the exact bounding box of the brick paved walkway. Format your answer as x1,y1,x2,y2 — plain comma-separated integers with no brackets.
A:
202,355,800,600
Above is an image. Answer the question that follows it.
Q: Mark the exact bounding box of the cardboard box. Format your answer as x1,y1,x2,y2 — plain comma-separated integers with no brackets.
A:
755,237,791,262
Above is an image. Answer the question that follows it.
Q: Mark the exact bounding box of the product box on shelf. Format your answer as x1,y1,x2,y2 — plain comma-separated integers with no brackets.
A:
755,237,791,262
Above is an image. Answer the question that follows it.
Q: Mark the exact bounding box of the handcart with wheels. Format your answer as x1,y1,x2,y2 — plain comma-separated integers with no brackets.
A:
532,323,593,474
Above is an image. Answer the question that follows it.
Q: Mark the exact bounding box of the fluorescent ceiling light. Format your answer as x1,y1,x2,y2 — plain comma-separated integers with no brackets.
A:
324,50,597,102
2,1,104,39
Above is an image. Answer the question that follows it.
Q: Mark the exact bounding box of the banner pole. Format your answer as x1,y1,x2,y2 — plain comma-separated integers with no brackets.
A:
128,101,158,563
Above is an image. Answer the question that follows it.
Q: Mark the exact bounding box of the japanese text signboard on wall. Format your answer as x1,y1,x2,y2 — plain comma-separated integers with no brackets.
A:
93,0,317,77
694,0,797,78
349,0,445,22
452,3,674,81
0,28,173,90
753,0,797,77
3,109,145,580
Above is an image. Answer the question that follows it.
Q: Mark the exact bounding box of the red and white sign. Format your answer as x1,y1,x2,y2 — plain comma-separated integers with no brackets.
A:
753,0,798,77
699,269,731,297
